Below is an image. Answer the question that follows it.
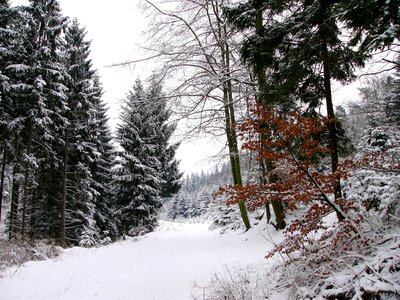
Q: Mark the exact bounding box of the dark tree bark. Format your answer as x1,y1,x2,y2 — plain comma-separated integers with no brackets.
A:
217,6,251,230
21,120,33,239
255,6,286,230
319,0,345,221
60,129,69,247
0,147,6,223
9,163,20,240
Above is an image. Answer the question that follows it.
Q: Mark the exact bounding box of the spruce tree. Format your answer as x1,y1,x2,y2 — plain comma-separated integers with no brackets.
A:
225,0,368,223
114,78,181,235
0,1,118,244
114,79,162,235
87,76,118,242
146,76,182,198
57,18,98,246
0,0,30,233
5,0,69,239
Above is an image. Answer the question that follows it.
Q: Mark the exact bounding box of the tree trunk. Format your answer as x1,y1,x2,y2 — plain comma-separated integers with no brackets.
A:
21,120,33,239
222,66,251,230
0,147,7,223
322,44,345,222
210,0,251,231
319,0,345,222
29,189,36,240
255,7,286,230
223,26,251,230
9,163,20,240
60,130,69,247
223,101,251,230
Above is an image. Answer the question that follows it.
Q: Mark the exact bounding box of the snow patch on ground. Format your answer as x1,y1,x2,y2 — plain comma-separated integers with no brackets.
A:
0,220,283,300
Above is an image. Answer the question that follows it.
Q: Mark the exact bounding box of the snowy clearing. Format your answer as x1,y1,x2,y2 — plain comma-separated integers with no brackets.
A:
0,221,285,300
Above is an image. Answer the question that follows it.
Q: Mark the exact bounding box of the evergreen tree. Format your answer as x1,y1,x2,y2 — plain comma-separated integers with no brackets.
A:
387,57,400,125
0,0,12,223
114,79,162,235
0,1,117,245
9,0,68,239
225,0,368,223
57,18,100,246
0,0,31,234
146,76,182,198
87,77,118,242
339,0,399,51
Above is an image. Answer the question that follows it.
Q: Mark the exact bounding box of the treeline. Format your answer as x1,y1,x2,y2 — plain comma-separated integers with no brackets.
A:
167,164,231,220
0,1,180,247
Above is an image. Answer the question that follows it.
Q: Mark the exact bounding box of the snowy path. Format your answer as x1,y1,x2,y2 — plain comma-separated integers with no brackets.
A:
0,221,274,300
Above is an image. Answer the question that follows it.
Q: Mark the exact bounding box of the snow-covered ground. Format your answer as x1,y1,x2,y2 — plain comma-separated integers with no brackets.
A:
0,221,285,300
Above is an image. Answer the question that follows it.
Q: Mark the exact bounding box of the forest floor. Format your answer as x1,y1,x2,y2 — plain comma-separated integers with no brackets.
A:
0,221,287,300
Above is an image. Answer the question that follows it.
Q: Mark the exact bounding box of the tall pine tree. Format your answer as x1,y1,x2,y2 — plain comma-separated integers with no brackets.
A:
225,0,367,223
13,0,68,239
57,18,100,246
146,76,182,199
114,78,180,235
86,76,118,243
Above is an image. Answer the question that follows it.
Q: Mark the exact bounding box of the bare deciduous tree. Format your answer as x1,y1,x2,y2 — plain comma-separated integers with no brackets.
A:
141,0,252,229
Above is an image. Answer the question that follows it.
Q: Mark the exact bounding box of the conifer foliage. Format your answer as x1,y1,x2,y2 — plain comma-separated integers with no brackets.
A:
0,1,182,246
114,78,181,236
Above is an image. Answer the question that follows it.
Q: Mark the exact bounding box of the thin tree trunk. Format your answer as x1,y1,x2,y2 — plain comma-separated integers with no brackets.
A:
216,4,251,231
60,130,69,247
0,147,7,223
9,163,20,240
255,7,286,229
224,27,251,230
224,101,251,230
21,120,33,239
29,189,36,240
223,83,251,230
322,44,345,222
319,0,345,222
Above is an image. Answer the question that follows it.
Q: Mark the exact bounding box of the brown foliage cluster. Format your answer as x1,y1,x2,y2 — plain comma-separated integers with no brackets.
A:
220,107,349,209
219,106,400,258
218,106,365,254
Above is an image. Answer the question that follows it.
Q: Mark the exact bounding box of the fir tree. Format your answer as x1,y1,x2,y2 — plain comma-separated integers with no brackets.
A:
114,79,162,235
58,18,99,246
10,0,68,239
87,76,118,242
146,76,182,198
0,0,30,232
387,57,400,125
0,1,118,245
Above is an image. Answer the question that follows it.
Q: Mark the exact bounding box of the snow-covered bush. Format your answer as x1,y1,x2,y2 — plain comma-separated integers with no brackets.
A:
275,231,400,299
0,240,62,273
209,205,244,233
265,125,400,299
193,265,284,300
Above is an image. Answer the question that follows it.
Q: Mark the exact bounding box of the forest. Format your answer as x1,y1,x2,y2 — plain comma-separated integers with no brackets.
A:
0,0,181,247
0,0,399,299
